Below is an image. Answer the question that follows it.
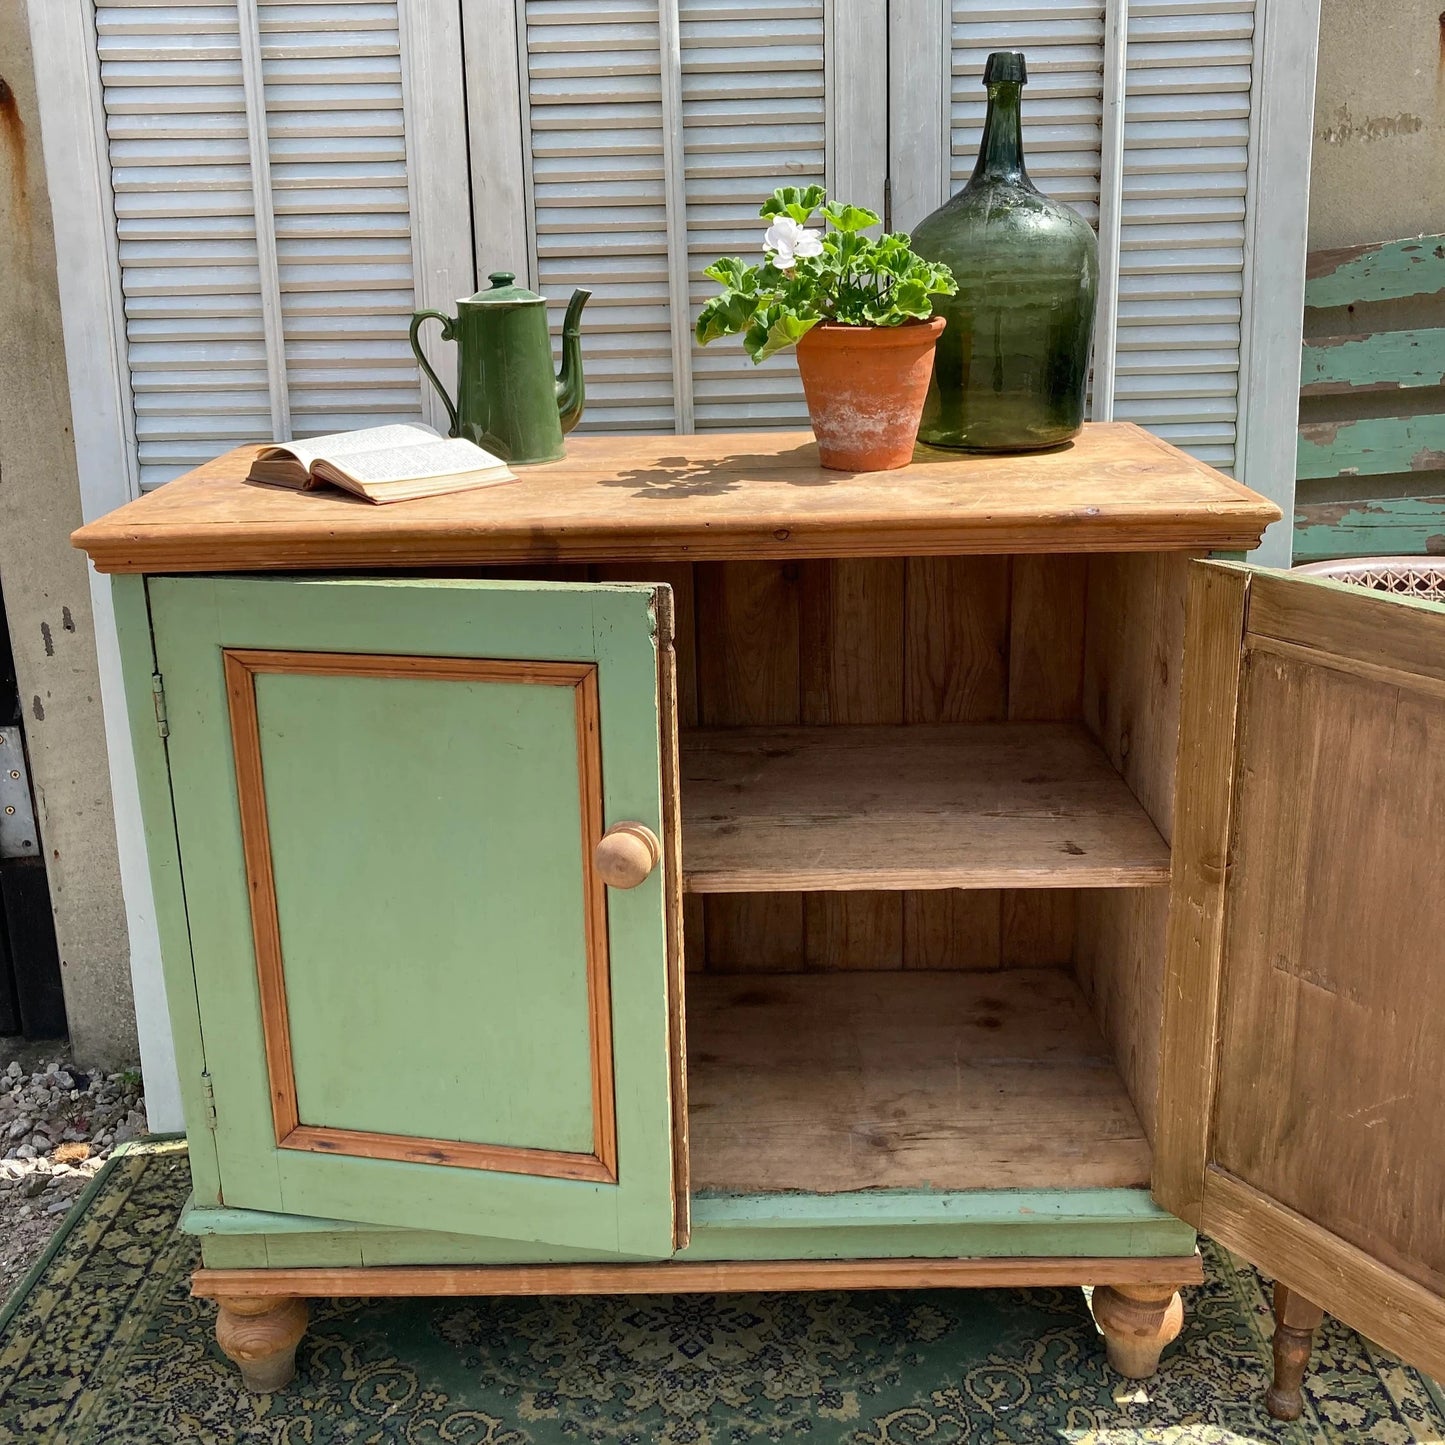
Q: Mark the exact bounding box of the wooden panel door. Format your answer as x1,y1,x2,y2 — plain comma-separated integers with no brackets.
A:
148,575,684,1257
1158,562,1445,1379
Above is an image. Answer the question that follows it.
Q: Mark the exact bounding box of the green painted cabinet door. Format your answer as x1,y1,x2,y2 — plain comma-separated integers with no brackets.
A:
148,576,681,1258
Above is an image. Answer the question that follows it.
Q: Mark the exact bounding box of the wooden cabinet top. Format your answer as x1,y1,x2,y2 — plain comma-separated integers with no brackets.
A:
73,424,1280,573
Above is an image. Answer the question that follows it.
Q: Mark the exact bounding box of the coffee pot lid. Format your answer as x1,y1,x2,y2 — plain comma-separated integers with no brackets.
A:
463,271,545,307
983,51,1027,85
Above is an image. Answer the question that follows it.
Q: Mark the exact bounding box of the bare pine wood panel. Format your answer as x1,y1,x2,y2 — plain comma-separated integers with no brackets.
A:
192,1250,1204,1301
1153,564,1251,1218
1210,648,1445,1296
1004,555,1088,961
695,562,804,972
682,724,1172,893
74,427,1282,574
1201,1170,1445,1384
902,890,1002,970
1082,553,1190,835
1075,553,1193,1146
1007,554,1087,720
1001,891,1077,967
801,558,906,969
902,556,1009,968
687,970,1153,1194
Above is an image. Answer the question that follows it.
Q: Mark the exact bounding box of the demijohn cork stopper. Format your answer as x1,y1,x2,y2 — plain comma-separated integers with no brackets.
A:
983,51,1028,86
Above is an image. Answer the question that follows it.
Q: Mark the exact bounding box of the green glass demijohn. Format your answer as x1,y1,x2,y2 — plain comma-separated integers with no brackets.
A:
410,272,590,465
911,52,1099,452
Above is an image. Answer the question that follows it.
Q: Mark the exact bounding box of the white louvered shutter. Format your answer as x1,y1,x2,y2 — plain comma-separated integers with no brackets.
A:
501,0,855,434
681,0,825,428
1110,0,1252,469
898,0,1258,475
949,1,1106,226
260,0,423,438
96,0,443,490
519,1,677,431
99,3,271,487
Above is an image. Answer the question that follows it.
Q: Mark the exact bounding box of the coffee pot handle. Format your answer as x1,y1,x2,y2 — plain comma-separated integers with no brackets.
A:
409,311,459,435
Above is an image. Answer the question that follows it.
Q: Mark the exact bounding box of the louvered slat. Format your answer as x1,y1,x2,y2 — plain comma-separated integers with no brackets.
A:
259,0,422,436
524,1,676,431
99,2,270,487
1111,0,1253,468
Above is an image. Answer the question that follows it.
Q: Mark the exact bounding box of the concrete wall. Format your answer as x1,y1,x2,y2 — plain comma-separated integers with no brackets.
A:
0,9,136,1066
1309,0,1445,249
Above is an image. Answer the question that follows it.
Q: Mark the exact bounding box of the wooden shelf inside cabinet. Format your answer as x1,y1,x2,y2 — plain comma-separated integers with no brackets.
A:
680,723,1171,894
687,969,1152,1194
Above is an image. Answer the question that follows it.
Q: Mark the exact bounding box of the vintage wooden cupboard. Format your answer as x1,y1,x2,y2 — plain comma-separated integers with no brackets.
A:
74,425,1445,1410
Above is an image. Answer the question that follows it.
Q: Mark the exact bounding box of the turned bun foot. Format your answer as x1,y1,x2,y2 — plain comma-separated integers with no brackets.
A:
215,1294,308,1392
1092,1283,1185,1379
1265,1282,1325,1421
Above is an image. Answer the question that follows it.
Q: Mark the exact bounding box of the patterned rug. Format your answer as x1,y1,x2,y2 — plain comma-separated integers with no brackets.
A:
0,1140,1440,1444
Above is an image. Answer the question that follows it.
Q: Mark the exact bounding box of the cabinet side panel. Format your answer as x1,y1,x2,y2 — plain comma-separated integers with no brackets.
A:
111,575,223,1203
1075,554,1192,1143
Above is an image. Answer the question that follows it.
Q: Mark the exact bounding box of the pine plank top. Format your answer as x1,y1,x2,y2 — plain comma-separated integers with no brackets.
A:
681,723,1172,892
73,425,1280,572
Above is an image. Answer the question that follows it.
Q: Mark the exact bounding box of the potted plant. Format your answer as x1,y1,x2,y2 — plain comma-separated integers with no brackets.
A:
695,186,958,471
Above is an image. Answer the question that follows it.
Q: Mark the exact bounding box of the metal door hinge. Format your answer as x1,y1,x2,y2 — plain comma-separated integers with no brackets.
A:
151,673,169,739
0,727,39,859
200,1072,217,1130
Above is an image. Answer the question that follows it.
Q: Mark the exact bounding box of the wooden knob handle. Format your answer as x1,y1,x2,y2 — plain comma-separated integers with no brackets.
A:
594,822,661,889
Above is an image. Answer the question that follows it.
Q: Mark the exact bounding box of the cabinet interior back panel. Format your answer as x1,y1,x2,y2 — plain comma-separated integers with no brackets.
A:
592,555,1096,972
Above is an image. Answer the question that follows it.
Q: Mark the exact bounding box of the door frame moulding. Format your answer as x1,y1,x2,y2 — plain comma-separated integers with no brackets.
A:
221,648,620,1185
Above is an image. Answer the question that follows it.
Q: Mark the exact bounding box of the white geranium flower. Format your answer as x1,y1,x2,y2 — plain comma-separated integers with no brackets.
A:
763,216,823,269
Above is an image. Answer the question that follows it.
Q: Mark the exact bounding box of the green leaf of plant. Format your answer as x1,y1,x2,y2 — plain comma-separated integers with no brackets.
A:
889,277,933,318
753,310,820,362
695,290,760,347
702,256,758,292
760,184,826,224
822,202,881,234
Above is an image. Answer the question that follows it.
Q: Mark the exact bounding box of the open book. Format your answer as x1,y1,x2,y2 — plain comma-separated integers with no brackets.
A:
247,424,515,504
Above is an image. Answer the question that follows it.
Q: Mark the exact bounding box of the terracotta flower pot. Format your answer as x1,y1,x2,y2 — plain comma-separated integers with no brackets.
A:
795,316,946,471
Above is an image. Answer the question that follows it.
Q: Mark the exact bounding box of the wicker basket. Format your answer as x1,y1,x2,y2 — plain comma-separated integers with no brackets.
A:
1293,556,1445,602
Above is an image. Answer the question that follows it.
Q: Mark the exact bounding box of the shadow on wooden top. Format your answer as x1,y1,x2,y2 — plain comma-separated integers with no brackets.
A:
73,425,1281,573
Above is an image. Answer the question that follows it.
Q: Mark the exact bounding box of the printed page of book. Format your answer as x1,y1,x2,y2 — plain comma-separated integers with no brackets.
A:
267,423,444,471
319,436,509,486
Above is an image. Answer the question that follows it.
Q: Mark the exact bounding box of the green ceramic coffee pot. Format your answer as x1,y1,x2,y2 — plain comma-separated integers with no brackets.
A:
409,273,591,465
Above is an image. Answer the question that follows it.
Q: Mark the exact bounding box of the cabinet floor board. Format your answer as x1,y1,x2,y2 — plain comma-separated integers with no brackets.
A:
686,969,1152,1195
681,723,1172,893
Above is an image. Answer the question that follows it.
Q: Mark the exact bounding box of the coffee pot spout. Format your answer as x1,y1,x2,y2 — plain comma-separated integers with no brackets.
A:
555,289,591,434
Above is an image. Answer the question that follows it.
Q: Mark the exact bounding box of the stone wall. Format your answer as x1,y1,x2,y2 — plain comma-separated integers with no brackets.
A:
0,10,136,1066
1309,0,1445,249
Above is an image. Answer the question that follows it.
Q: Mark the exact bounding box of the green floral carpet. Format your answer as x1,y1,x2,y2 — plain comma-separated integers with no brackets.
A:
0,1140,1441,1444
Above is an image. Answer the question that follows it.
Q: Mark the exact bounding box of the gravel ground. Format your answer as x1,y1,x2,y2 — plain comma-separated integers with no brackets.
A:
0,1038,146,1304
